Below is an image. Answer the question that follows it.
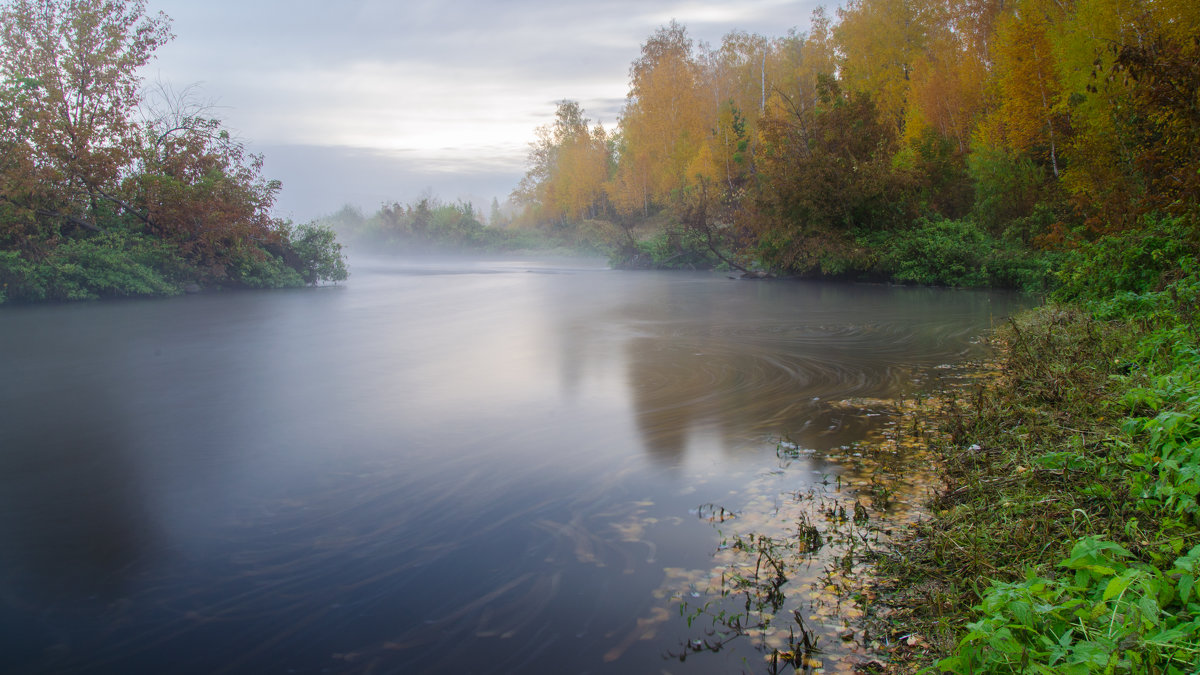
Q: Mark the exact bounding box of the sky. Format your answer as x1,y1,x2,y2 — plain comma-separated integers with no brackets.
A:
147,0,825,222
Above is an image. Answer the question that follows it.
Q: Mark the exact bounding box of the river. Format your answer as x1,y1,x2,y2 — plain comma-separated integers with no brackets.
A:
0,256,1028,674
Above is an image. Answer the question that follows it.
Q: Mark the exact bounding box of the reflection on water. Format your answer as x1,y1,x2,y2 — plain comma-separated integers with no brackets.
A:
622,279,1003,463
0,257,1029,673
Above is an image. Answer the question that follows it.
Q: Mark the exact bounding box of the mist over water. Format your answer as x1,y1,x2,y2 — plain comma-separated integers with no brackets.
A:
0,256,1029,673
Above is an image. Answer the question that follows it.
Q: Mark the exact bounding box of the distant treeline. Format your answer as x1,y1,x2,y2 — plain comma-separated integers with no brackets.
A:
318,199,609,256
0,0,346,303
509,1,1200,290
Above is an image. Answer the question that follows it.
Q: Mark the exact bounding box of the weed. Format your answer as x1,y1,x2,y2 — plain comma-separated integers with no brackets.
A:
876,259,1200,672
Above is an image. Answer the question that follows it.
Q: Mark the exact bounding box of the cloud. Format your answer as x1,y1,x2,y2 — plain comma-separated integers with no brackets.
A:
146,0,822,218
637,0,809,28
239,60,625,151
259,144,523,222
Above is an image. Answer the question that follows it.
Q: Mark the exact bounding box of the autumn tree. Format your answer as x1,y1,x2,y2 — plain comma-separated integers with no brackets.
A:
515,2,1198,281
700,30,782,200
785,7,839,112
1108,9,1200,217
612,21,713,216
0,75,39,243
754,75,911,274
974,0,1070,180
901,3,979,152
1050,0,1200,226
513,100,611,226
0,0,172,233
0,0,345,299
126,89,291,277
835,0,935,134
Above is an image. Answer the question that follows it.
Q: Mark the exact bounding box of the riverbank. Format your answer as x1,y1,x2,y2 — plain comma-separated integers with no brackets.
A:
870,266,1200,672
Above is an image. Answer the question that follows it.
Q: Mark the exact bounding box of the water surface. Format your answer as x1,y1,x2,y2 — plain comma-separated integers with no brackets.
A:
0,257,1027,673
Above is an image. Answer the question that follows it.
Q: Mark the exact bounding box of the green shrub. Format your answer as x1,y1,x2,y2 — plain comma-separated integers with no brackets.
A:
940,537,1200,674
290,222,348,285
0,230,180,302
609,229,724,270
1055,213,1198,303
968,146,1046,236
879,217,991,286
865,217,1056,290
226,246,305,289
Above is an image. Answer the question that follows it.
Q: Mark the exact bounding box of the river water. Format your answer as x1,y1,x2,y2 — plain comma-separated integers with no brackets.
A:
0,256,1027,674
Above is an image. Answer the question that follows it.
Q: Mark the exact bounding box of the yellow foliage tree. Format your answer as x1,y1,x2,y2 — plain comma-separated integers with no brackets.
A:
513,100,611,225
612,21,713,215
835,0,936,133
902,0,990,153
974,0,1070,177
1055,0,1200,223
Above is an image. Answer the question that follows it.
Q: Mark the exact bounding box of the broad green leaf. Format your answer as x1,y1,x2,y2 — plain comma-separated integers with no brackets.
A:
1103,574,1132,601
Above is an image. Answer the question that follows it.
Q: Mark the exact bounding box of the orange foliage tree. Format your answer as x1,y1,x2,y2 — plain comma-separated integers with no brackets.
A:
0,0,171,236
0,0,319,288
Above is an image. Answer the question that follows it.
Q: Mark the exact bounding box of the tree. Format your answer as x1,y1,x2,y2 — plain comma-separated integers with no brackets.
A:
835,0,935,134
126,107,290,276
702,31,777,198
899,0,988,154
290,222,347,285
0,0,347,298
0,75,40,244
513,100,611,226
0,0,172,231
488,197,509,228
1053,0,1200,226
612,21,713,214
754,75,911,273
975,0,1069,179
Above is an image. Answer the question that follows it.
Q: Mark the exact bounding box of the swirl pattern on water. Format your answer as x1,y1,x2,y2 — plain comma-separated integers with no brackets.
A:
616,292,995,459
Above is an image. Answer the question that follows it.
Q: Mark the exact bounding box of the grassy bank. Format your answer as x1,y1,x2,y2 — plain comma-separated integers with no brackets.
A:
876,240,1200,671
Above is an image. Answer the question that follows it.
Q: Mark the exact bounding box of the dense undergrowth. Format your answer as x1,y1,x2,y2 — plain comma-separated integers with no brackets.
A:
878,215,1200,673
603,214,1058,292
0,220,346,303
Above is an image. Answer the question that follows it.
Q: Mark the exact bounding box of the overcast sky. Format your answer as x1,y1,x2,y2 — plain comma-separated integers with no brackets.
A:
147,0,825,222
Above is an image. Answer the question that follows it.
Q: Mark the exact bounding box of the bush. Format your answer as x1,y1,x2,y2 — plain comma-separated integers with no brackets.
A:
290,222,348,285
1055,213,1198,303
0,230,180,302
876,217,991,286
225,245,305,289
866,217,1056,290
609,228,724,270
968,146,1047,236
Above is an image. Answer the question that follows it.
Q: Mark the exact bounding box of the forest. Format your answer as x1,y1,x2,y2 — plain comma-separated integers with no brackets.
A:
501,0,1198,293
0,0,346,303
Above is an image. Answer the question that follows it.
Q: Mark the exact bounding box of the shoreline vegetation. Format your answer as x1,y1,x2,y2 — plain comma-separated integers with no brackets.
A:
874,250,1200,673
0,0,347,304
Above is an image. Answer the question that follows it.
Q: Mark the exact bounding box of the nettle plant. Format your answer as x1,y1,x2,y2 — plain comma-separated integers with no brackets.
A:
939,536,1200,674
1121,368,1200,525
